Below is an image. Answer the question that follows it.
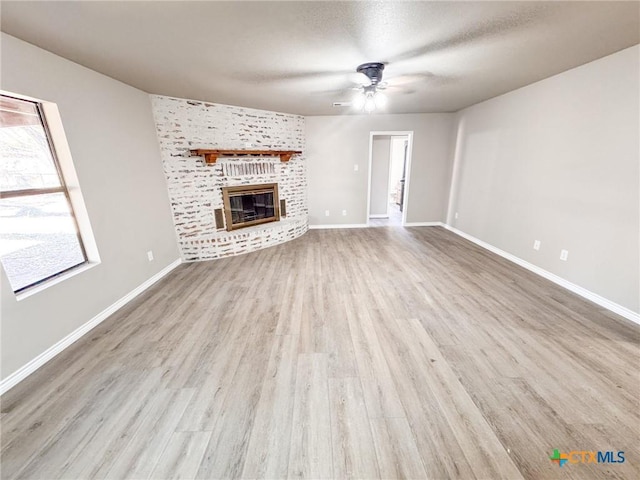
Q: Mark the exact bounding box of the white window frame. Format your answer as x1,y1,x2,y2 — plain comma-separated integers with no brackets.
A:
1,90,100,300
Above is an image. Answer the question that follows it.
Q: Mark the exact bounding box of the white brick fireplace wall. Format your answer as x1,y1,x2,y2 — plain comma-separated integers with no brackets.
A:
151,95,308,261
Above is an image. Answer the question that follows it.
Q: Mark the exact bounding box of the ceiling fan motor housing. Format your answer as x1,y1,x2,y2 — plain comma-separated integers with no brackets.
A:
357,62,385,85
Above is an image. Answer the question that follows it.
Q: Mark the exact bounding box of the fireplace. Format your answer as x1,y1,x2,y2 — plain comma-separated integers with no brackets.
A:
222,183,280,231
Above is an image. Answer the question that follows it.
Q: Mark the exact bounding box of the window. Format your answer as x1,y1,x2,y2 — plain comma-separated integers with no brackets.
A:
0,94,88,293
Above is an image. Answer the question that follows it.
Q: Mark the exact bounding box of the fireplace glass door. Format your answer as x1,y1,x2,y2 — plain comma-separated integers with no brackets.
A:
222,183,280,231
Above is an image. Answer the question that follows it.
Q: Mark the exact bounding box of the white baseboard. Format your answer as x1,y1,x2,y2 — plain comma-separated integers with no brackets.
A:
308,224,368,229
443,225,640,326
309,222,444,229
0,258,183,396
368,214,389,219
404,221,445,227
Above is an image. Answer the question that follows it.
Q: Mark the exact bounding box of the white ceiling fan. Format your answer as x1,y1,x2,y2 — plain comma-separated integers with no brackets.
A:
349,62,389,113
333,62,433,112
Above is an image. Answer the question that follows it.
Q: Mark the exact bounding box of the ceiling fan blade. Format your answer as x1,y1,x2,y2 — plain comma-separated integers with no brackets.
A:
348,71,372,86
311,86,360,96
385,72,434,86
386,4,550,64
378,84,414,94
228,69,354,85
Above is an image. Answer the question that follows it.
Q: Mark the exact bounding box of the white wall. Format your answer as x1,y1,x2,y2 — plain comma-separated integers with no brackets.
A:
448,45,639,313
1,34,180,380
369,136,391,216
306,114,455,225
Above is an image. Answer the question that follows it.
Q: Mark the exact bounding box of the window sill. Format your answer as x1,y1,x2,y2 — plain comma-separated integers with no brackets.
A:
16,261,100,301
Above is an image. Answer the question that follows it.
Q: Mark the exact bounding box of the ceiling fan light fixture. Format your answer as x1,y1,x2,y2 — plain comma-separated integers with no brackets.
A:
356,62,385,86
374,91,387,108
364,95,376,113
353,92,366,109
347,62,389,113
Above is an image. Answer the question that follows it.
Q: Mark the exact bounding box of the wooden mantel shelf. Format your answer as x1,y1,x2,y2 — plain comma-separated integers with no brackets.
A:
190,149,302,164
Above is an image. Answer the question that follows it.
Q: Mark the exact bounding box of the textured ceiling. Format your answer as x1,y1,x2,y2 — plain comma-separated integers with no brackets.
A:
1,1,639,116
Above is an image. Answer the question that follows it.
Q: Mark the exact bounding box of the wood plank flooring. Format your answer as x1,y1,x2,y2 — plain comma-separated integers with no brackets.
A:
1,226,638,479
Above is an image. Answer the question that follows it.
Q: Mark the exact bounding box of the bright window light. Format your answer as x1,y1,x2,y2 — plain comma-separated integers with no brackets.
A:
0,94,88,293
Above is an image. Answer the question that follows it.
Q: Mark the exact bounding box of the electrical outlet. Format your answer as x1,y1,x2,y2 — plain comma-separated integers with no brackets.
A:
147,250,154,261
560,249,569,261
342,210,347,216
354,164,359,172
455,212,459,219
325,210,330,217
533,240,541,251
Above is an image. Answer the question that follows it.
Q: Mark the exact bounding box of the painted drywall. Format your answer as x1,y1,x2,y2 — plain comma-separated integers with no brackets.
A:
0,34,180,379
448,45,639,313
369,136,391,216
306,114,455,225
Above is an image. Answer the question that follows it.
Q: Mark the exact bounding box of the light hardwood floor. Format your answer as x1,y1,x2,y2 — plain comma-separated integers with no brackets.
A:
368,203,403,227
1,227,638,479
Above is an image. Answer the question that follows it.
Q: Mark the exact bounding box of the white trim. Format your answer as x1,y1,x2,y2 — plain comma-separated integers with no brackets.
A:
16,262,99,301
366,135,374,225
384,140,394,218
443,225,640,325
0,258,183,396
366,131,413,227
401,135,414,227
41,101,101,265
308,224,368,230
368,214,389,219
404,222,444,227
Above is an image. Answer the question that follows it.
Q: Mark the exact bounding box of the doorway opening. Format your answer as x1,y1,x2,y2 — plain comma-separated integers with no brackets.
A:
367,131,413,227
